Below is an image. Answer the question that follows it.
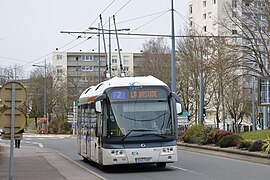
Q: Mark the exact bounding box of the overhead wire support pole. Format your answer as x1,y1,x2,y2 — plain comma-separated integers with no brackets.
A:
9,83,16,180
109,17,112,78
171,0,176,93
171,0,178,138
199,48,204,124
44,59,47,127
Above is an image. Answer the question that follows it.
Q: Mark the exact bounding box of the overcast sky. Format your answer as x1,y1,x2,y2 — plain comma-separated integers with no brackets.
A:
0,0,188,77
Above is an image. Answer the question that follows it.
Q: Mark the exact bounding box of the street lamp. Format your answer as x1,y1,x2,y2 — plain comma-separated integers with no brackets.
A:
33,59,47,128
89,25,130,78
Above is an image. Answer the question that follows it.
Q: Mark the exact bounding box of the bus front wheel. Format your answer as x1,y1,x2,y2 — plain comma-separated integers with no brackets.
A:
83,157,89,163
156,162,166,168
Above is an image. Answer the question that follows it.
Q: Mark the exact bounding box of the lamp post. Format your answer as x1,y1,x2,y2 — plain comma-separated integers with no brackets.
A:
89,26,130,78
33,60,47,128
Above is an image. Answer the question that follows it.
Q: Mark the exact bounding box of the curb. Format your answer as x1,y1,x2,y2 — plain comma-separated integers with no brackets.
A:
177,142,270,159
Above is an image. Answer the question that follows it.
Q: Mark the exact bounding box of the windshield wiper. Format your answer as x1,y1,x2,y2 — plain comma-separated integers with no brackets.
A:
121,129,155,142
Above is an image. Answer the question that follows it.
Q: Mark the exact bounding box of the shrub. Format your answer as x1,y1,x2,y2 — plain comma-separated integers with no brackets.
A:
196,126,216,145
237,140,252,149
218,134,243,148
248,140,264,152
182,125,216,145
262,139,270,154
214,130,232,144
48,119,72,134
182,125,205,144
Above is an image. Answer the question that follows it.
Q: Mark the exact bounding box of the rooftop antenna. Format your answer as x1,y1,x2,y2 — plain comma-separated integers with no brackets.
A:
113,15,125,77
99,14,110,79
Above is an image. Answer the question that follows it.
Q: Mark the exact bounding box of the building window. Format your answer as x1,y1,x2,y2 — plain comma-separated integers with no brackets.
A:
81,55,93,61
208,12,212,19
244,0,250,6
203,1,206,7
123,56,129,65
213,23,217,31
81,66,94,71
203,13,207,19
81,76,88,82
56,55,63,60
203,26,207,32
56,66,63,75
232,0,237,8
112,66,117,71
123,67,129,72
189,5,193,14
112,56,117,64
213,0,216,4
232,11,237,18
232,24,237,34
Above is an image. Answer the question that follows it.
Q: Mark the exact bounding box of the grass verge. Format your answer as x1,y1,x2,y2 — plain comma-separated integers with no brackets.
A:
240,129,270,141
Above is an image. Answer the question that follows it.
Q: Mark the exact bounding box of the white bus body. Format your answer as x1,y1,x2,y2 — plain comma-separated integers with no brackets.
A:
77,76,181,168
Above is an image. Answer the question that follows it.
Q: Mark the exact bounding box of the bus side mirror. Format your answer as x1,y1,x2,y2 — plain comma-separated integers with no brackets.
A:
176,103,182,115
95,101,102,113
171,92,181,103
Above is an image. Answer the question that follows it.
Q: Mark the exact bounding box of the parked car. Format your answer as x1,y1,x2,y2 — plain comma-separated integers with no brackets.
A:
0,128,3,137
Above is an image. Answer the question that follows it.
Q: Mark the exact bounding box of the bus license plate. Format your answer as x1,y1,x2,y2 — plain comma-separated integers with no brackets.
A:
135,157,152,163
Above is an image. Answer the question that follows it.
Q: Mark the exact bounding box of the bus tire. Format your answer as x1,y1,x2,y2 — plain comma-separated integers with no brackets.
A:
156,163,166,168
83,157,88,163
98,164,105,170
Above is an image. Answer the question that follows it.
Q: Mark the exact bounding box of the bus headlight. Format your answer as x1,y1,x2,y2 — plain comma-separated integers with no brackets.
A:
161,147,174,155
111,150,125,156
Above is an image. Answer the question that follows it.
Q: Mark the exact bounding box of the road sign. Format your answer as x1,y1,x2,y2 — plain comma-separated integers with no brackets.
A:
0,82,27,107
0,108,26,133
72,123,75,129
1,133,23,140
179,111,190,117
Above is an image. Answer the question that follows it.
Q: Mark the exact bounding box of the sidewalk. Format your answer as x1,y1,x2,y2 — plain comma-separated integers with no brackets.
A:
0,143,103,180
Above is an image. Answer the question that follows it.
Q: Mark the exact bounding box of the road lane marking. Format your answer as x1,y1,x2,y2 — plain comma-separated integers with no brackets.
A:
56,151,107,180
32,142,44,148
170,165,203,175
22,141,44,148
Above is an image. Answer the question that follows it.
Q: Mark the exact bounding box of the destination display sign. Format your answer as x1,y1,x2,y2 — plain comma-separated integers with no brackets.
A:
110,87,168,101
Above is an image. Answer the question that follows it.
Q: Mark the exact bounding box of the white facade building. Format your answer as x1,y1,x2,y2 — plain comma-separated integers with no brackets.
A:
189,0,236,35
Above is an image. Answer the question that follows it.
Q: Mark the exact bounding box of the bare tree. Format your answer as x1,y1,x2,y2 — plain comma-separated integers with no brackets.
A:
225,76,252,133
220,0,270,76
176,35,215,124
137,38,171,87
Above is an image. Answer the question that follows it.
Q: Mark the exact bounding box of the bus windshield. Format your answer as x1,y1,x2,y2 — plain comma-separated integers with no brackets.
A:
106,87,173,138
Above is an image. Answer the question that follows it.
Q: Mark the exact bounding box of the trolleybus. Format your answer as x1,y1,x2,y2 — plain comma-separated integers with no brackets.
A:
77,75,181,168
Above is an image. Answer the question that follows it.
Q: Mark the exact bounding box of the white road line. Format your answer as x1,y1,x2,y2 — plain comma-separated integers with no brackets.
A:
22,141,44,148
170,165,203,175
32,142,44,148
56,152,107,180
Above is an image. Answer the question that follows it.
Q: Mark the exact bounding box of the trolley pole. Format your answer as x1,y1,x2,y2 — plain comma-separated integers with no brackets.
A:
171,0,178,137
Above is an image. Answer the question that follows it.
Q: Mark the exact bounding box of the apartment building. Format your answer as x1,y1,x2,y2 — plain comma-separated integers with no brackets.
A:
189,0,235,35
188,0,270,129
52,50,143,96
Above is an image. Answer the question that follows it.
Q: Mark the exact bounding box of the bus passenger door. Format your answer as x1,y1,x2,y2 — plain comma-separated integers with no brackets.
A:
90,116,97,162
82,127,88,155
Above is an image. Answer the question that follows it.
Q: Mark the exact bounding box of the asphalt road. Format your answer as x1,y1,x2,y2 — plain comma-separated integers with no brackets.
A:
4,135,270,180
